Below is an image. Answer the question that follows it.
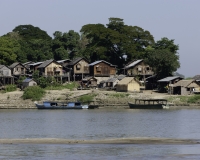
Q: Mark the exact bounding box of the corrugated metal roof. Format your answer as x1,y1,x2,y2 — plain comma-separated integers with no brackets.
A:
57,59,71,63
106,78,118,83
29,62,43,66
158,76,180,82
68,57,88,66
124,59,143,69
23,78,34,83
9,62,20,68
37,59,54,68
89,60,116,67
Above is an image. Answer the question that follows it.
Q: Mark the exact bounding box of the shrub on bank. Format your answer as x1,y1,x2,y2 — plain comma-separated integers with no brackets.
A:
78,94,96,103
22,86,46,101
3,85,17,93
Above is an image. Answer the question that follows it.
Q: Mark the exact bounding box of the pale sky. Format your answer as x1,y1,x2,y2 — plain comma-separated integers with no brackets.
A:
0,0,199,78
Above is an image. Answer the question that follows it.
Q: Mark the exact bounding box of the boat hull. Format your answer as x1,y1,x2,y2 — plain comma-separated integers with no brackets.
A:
35,101,88,109
128,102,164,109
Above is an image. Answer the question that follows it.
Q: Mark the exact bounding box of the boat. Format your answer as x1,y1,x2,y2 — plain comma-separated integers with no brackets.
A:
34,101,88,109
128,99,168,109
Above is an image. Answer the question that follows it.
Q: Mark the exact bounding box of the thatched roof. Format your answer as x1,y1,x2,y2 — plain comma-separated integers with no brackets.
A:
117,77,139,85
173,79,198,88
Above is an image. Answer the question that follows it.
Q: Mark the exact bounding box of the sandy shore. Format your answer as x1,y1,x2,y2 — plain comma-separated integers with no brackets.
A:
0,138,199,145
0,89,200,109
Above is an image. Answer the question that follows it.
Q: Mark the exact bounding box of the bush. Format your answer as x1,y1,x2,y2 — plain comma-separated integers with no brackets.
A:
4,85,17,92
78,94,96,103
22,86,46,101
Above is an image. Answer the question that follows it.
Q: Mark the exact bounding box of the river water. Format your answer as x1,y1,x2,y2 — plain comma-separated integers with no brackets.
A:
0,108,200,159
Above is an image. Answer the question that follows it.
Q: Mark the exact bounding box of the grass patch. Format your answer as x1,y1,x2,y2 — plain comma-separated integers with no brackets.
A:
45,82,79,91
78,94,96,103
187,95,200,103
22,86,46,101
2,85,17,93
109,93,130,98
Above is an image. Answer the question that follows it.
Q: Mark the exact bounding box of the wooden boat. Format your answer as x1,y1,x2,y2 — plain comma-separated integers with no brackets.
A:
128,99,168,109
34,101,88,109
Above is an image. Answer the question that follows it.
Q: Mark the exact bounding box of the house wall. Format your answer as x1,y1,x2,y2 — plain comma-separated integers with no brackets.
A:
23,81,37,88
13,64,26,75
91,62,116,77
127,79,140,92
0,66,11,76
73,60,89,74
181,87,191,95
44,62,63,76
127,61,153,76
116,79,140,92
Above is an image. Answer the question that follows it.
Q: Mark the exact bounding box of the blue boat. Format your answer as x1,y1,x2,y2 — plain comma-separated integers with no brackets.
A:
35,101,88,109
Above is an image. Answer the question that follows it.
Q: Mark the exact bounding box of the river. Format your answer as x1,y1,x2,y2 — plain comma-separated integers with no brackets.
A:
0,108,200,159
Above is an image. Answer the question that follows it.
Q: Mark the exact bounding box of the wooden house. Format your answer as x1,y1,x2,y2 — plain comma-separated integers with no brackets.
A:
173,79,200,95
22,78,37,89
106,77,119,88
37,59,63,78
124,59,153,81
81,77,97,88
0,65,14,86
9,62,28,77
89,60,117,77
157,76,183,93
66,57,89,81
116,77,140,92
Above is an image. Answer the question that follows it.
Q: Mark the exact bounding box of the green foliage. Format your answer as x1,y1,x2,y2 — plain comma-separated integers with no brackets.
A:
0,36,19,65
17,76,26,87
62,82,79,91
187,95,200,103
38,76,55,88
80,17,154,68
109,93,129,98
22,86,46,101
12,25,52,41
4,85,17,92
52,30,80,60
145,37,180,79
78,94,96,103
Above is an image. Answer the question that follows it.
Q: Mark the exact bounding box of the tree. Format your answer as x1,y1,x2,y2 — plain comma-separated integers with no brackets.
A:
0,36,19,65
145,37,180,79
52,30,80,60
12,25,52,41
80,17,154,67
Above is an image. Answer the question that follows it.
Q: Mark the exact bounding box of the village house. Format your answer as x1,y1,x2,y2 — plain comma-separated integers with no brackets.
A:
116,77,140,92
22,78,37,89
105,77,119,88
124,59,154,81
0,65,14,86
9,62,28,78
80,76,97,89
173,79,200,95
66,57,89,81
157,76,183,93
36,59,65,82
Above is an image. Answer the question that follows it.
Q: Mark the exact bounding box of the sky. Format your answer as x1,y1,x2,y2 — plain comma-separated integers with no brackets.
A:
0,0,199,78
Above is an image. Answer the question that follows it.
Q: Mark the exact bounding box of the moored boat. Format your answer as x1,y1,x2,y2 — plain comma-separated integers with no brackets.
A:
128,99,168,109
34,101,88,109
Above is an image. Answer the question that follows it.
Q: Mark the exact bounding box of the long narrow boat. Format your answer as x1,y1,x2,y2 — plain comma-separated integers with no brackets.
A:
128,99,168,109
34,101,88,109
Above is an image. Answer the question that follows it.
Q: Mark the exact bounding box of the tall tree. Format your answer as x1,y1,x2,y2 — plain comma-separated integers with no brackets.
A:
80,17,154,67
145,37,180,79
52,30,80,60
0,36,19,65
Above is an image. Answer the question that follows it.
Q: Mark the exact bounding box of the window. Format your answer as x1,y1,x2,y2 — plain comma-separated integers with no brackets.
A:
76,64,81,70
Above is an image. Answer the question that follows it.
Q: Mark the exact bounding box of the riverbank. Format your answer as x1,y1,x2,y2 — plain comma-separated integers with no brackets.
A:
0,89,200,109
